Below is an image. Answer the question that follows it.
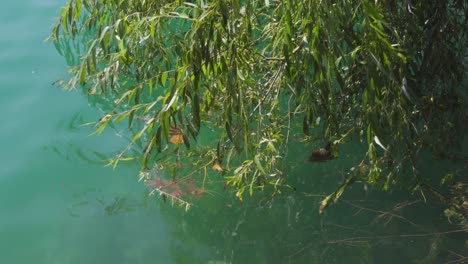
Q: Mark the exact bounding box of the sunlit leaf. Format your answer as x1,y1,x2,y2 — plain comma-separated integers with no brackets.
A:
212,162,223,171
373,135,387,151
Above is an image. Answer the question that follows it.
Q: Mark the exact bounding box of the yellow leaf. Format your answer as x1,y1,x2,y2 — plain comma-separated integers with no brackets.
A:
169,134,184,144
212,162,223,171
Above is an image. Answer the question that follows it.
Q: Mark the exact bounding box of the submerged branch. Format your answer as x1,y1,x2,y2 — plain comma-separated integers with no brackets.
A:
327,229,468,244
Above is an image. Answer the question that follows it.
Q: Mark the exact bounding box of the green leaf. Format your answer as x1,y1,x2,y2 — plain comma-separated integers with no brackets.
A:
161,71,168,86
142,134,156,169
226,122,233,142
193,93,200,131
254,155,266,175
183,133,190,149
367,124,372,145
128,110,135,128
75,0,82,20
114,112,129,124
155,126,162,153
90,115,111,136
319,177,355,214
131,125,147,143
79,63,87,85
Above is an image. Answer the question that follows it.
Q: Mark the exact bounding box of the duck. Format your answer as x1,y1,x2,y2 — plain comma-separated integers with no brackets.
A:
308,142,334,162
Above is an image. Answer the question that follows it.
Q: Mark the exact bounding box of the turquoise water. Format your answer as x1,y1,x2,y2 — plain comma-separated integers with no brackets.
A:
0,1,466,263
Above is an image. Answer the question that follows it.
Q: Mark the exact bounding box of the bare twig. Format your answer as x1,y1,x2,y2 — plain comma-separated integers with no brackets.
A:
327,229,468,244
340,199,424,230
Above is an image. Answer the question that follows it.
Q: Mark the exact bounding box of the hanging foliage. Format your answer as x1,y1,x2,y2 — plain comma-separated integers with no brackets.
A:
50,0,466,217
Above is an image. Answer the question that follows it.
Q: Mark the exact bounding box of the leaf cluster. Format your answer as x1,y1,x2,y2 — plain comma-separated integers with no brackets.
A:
51,0,467,211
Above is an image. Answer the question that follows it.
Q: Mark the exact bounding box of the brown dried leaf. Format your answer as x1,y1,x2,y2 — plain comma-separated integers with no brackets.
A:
169,134,184,144
212,162,223,171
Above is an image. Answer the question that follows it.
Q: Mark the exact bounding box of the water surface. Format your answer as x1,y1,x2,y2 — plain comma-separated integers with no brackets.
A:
0,1,465,263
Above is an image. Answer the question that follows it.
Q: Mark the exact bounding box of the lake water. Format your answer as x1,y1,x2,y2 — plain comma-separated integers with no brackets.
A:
0,1,466,263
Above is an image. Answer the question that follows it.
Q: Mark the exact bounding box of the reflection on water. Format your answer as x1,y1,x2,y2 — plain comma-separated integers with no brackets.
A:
67,188,140,218
158,184,466,263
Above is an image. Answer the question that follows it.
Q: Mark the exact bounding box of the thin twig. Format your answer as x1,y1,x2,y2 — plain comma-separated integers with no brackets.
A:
327,229,467,244
341,199,424,230
444,257,467,264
